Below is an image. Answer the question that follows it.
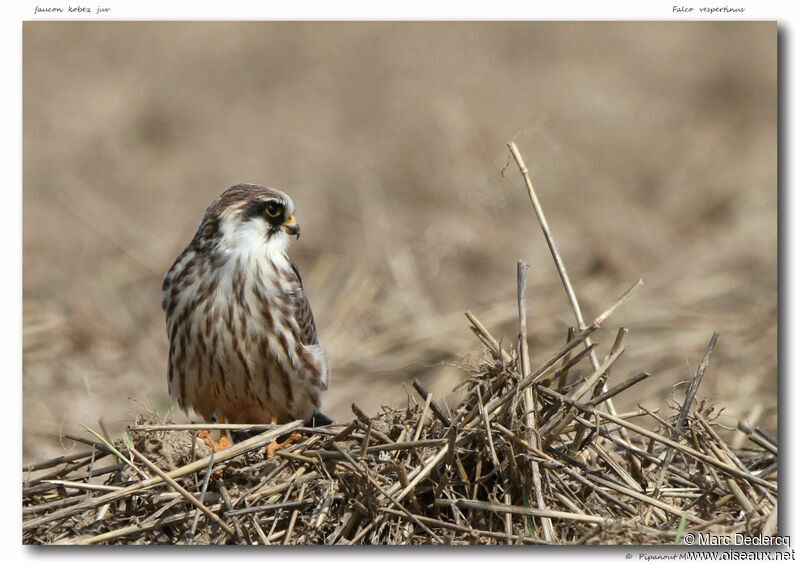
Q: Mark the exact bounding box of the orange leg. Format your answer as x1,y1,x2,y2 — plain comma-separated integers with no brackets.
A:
264,414,301,457
266,432,302,457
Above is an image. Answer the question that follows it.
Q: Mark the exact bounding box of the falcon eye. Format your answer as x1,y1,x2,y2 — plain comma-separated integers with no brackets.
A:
265,202,283,218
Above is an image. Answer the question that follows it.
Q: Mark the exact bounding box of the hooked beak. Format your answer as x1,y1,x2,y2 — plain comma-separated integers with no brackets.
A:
282,215,300,239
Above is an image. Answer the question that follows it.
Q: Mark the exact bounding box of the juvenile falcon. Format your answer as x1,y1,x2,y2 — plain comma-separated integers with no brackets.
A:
162,184,330,448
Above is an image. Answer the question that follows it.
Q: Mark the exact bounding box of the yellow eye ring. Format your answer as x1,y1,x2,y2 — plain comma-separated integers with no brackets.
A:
265,202,282,218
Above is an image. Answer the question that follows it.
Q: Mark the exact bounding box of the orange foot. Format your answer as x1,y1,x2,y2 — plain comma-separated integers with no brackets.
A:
198,429,233,452
266,432,302,457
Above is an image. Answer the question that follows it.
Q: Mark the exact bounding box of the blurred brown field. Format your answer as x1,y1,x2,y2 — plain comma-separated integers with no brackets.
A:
22,21,777,462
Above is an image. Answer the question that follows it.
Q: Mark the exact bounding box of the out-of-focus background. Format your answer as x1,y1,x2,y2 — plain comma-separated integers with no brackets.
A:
23,22,776,462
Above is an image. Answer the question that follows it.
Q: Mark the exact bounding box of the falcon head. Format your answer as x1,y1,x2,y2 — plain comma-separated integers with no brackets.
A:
196,184,301,260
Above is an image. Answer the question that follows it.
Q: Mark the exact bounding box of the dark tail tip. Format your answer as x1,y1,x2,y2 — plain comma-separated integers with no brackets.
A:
305,410,334,427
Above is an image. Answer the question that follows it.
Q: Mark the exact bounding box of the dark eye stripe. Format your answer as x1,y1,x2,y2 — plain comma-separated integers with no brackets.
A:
242,199,284,223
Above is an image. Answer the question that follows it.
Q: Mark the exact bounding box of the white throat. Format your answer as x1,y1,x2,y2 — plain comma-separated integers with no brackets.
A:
220,215,292,271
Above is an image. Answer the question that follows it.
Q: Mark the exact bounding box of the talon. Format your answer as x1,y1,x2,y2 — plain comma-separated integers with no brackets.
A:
197,429,213,446
198,429,233,453
266,432,302,457
218,435,233,451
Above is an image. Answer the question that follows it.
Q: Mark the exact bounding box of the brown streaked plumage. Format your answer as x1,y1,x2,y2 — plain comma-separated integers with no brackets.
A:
162,184,329,429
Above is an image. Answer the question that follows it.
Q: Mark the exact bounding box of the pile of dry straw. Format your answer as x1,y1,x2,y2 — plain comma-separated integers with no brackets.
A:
22,144,777,545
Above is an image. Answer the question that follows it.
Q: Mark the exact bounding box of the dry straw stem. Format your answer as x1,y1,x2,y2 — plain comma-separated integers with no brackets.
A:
516,260,554,541
507,141,591,347
737,422,777,455
24,448,99,473
41,479,121,493
189,455,215,540
434,498,609,525
465,310,513,364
